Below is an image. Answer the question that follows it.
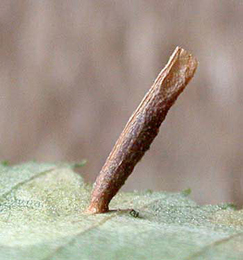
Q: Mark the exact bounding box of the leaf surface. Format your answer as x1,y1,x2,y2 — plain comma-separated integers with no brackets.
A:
0,163,243,260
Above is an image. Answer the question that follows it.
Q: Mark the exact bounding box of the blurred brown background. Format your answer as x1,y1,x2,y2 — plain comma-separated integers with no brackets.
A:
1,0,243,206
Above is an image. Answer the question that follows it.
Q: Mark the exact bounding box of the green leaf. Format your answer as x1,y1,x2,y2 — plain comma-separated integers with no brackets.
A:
182,187,192,196
0,163,243,260
0,160,9,167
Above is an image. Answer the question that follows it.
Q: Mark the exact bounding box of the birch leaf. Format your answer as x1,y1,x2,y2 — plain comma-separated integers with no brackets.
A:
0,163,243,260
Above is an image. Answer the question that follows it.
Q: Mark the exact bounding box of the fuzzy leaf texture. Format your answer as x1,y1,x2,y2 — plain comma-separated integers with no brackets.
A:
0,162,243,260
